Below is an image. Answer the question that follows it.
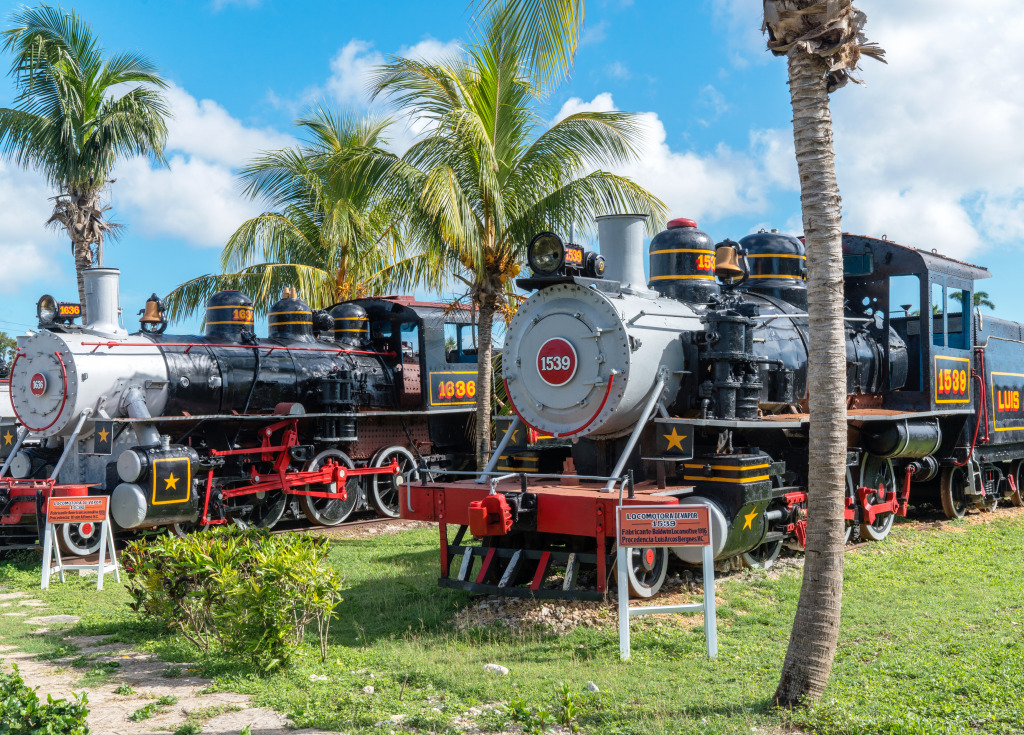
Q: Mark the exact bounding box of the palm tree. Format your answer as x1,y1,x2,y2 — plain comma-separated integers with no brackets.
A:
951,290,995,310
763,1,885,707
477,0,584,85
0,5,169,318
165,107,436,320
369,11,665,467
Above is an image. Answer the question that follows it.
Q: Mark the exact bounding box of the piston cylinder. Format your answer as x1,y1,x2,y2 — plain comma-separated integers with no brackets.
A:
861,420,942,459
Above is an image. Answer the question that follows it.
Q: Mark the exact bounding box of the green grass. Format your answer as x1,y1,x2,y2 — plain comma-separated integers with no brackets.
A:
1,514,1023,734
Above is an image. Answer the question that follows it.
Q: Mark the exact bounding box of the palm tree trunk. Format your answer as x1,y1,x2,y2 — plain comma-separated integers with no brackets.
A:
774,47,848,707
474,294,497,469
73,235,94,323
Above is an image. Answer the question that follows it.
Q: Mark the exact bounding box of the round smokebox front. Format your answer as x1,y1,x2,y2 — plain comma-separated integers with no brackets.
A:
503,283,630,437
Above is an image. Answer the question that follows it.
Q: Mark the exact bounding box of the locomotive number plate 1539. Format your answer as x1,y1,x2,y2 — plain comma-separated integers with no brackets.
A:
536,338,578,387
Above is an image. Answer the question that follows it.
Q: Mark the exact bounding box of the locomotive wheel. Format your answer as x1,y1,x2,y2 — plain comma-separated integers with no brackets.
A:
940,465,971,519
56,522,102,557
740,539,783,569
369,446,420,519
844,467,856,544
299,449,358,526
1012,461,1024,507
614,546,669,598
171,521,209,539
859,456,896,542
238,490,288,530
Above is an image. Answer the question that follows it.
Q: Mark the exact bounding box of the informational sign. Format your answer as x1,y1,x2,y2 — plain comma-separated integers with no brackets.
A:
41,495,119,592
617,506,710,547
616,503,717,660
46,496,108,524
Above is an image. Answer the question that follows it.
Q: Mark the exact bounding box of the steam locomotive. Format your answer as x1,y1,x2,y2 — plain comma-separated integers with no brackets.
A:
402,214,1024,599
0,269,481,554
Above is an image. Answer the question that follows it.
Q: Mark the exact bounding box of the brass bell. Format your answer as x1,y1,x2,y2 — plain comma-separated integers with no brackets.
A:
139,294,165,325
715,244,746,281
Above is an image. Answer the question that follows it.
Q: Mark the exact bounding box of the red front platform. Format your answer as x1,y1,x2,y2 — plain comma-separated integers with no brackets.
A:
402,477,690,600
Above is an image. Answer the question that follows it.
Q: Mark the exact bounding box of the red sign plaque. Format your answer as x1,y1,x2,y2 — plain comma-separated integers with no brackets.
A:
30,373,47,397
617,505,710,547
46,496,108,524
537,337,577,386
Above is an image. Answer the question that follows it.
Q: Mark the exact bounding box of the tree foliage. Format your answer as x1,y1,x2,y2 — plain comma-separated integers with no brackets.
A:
165,107,436,321
369,8,665,464
0,4,169,315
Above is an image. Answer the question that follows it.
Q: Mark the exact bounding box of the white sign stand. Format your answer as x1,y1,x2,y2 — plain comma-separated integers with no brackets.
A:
616,506,717,660
41,509,120,592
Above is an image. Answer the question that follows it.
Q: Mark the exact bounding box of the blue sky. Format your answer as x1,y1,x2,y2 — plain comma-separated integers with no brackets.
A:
1,0,1022,336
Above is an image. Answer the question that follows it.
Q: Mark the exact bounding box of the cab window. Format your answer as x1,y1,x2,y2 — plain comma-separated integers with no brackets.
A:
444,323,479,363
948,289,970,350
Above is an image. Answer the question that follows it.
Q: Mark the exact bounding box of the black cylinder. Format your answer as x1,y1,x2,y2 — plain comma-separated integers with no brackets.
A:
736,231,807,308
862,420,942,459
648,218,720,303
331,302,369,347
205,291,254,342
268,296,314,341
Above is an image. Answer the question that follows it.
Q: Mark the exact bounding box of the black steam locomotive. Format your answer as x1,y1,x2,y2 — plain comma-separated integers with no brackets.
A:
0,268,481,554
403,214,1024,599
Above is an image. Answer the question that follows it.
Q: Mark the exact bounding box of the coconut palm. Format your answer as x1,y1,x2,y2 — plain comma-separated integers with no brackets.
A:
951,290,995,310
763,1,885,706
369,11,665,467
477,0,584,84
165,107,437,320
0,5,169,318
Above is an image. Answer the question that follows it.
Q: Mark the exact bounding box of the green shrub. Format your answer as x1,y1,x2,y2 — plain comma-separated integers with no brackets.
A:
123,526,342,670
0,664,90,734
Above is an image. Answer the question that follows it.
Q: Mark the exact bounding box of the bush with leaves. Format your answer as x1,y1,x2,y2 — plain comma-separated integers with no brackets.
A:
0,664,90,734
123,526,342,670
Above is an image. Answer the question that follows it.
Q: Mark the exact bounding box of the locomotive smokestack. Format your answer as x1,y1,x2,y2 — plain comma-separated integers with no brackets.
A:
83,267,126,336
596,214,656,298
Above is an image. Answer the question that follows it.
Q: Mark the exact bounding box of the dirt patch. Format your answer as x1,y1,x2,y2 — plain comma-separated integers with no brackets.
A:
0,604,334,735
451,563,775,635
302,518,433,540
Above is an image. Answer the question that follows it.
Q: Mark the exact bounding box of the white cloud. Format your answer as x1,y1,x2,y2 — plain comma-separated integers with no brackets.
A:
324,37,461,108
605,61,631,80
163,83,291,168
106,84,294,248
114,155,261,247
553,93,786,226
0,161,66,298
827,0,1024,256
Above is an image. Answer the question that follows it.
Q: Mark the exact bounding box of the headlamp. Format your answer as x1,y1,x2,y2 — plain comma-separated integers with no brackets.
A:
528,232,565,275
36,295,57,326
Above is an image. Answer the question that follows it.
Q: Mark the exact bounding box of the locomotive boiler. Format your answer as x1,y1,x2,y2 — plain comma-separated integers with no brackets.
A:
403,213,1019,599
1,268,480,554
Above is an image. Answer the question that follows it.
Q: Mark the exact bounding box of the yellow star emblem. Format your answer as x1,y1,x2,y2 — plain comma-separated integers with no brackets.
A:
165,473,179,491
742,510,759,531
510,429,519,443
2,431,12,446
97,427,110,443
663,427,687,452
